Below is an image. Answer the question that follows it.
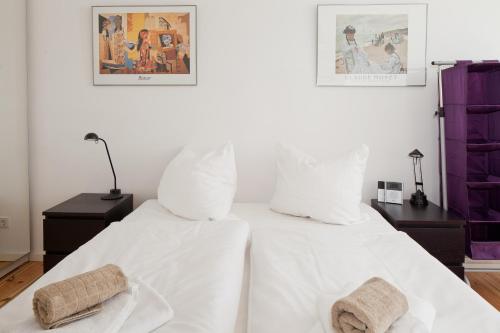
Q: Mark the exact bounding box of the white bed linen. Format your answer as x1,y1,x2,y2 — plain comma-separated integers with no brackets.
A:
0,200,249,333
232,203,500,333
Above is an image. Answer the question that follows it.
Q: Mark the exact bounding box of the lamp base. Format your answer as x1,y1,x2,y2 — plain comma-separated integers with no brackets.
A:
101,189,123,200
410,189,428,207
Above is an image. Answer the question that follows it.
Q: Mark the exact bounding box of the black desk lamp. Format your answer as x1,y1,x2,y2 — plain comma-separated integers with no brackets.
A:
409,149,428,207
84,133,123,200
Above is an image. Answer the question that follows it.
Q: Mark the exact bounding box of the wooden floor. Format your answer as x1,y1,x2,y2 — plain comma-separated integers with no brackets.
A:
0,262,499,312
0,261,43,308
466,272,500,310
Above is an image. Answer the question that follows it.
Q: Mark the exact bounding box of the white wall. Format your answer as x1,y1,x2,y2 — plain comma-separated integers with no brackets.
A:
0,0,30,257
27,0,500,258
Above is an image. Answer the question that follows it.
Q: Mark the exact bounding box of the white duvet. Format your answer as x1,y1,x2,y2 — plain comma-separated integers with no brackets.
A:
233,203,500,333
0,200,249,333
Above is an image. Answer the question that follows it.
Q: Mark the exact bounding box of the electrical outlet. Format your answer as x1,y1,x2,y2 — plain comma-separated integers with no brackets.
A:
0,217,9,229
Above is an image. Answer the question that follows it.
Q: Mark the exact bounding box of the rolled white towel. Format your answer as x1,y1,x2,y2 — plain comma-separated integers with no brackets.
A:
5,278,173,333
6,282,137,333
317,284,436,333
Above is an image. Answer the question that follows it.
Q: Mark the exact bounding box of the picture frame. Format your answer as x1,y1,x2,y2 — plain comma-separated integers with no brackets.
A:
317,4,427,87
92,5,197,86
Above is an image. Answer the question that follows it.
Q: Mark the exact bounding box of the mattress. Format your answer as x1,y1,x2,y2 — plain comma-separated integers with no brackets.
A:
0,200,249,333
233,203,500,333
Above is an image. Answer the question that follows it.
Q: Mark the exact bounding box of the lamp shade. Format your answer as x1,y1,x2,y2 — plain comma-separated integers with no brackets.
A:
409,149,424,158
84,132,99,141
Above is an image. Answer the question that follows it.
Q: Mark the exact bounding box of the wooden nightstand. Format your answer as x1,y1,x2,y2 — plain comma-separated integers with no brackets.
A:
371,199,465,280
43,193,133,273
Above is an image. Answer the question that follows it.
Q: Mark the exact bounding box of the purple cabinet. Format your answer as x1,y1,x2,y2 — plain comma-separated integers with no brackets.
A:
443,61,500,259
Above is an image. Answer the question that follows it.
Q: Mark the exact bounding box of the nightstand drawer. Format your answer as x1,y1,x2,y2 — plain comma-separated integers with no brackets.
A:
402,227,465,264
43,218,107,252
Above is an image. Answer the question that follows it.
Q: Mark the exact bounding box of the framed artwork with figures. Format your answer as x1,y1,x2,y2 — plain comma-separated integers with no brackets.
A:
317,4,427,86
92,5,196,85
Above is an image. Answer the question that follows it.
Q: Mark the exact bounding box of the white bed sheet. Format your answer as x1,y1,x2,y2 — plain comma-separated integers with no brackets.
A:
232,203,500,333
0,200,249,333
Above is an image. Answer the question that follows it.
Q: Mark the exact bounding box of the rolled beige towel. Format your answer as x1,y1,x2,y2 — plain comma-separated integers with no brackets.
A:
331,277,409,333
33,264,128,329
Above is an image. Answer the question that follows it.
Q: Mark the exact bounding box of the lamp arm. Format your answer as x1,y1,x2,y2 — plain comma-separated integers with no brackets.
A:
99,138,117,190
419,159,424,193
412,158,418,192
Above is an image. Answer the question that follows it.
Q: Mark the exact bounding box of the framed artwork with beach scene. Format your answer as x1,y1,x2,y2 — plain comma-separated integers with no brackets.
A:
92,6,196,85
317,4,427,86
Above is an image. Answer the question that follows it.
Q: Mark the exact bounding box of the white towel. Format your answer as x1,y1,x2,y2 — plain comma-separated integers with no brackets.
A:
119,278,174,333
4,279,173,333
317,285,436,333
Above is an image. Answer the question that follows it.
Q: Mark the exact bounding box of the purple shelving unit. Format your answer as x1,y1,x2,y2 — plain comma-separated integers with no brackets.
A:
442,60,500,259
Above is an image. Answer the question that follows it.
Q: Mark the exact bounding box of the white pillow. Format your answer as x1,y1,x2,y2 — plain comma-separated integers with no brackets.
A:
270,144,369,224
157,143,237,220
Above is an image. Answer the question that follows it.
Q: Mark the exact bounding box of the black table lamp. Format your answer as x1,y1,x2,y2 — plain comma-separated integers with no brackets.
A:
409,149,428,207
84,133,123,200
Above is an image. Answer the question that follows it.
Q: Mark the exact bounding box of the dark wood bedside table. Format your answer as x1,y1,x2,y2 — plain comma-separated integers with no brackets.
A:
43,193,133,273
371,199,465,280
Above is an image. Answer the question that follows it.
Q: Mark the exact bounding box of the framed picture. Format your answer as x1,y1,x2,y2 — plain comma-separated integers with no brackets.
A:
92,6,197,85
317,4,427,86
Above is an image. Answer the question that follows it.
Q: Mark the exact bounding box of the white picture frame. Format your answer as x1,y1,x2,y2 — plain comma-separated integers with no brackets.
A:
317,4,427,86
92,5,197,86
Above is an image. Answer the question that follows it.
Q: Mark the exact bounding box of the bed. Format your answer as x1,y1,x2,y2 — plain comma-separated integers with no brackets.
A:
231,203,500,333
0,200,249,333
2,201,499,333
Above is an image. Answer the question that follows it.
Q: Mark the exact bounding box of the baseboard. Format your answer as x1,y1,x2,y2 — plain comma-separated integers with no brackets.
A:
0,254,29,278
464,257,500,272
29,252,44,262
0,252,28,261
